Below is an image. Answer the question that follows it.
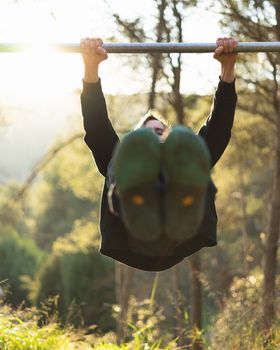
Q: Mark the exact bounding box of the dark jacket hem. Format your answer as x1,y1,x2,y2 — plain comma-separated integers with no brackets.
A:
100,236,217,272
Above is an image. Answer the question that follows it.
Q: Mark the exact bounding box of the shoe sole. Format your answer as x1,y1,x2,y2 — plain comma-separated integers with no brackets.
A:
162,126,210,241
113,128,162,241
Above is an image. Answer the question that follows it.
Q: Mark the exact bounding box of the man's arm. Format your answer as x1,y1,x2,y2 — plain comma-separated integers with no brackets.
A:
80,38,119,177
199,37,238,167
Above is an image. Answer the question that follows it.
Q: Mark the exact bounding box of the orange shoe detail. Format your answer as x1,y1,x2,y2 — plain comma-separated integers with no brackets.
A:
182,195,193,207
132,195,144,205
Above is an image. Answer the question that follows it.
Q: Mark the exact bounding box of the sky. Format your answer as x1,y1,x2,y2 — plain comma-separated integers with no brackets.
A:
0,0,224,181
0,0,223,95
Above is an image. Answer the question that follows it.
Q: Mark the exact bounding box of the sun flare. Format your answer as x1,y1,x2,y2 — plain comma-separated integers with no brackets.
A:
0,0,221,96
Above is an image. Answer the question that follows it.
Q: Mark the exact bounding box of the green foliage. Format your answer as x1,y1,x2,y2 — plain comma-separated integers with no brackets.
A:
0,182,32,236
35,178,93,250
113,273,178,349
1,71,279,348
32,223,115,332
125,297,171,347
184,93,213,132
0,304,94,350
32,139,102,250
0,229,44,306
212,103,274,270
208,271,280,349
0,304,178,350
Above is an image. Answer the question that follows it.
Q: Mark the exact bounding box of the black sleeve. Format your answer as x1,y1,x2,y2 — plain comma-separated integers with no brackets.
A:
198,78,237,167
81,79,119,177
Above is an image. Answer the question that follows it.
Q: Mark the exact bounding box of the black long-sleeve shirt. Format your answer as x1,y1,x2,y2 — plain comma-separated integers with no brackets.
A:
81,78,237,271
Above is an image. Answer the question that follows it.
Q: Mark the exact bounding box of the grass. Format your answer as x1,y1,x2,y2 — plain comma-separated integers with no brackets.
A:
2,272,280,350
0,304,179,350
0,304,82,350
1,304,280,350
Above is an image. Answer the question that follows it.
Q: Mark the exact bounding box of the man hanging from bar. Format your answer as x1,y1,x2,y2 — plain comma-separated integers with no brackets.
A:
80,37,238,272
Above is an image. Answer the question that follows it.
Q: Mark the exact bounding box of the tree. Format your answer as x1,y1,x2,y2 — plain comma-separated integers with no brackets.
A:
108,0,197,122
115,262,134,341
217,0,280,331
106,2,206,346
32,226,116,331
0,228,44,306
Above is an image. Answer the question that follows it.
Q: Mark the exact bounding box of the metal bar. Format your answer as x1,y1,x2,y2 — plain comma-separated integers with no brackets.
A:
0,42,280,53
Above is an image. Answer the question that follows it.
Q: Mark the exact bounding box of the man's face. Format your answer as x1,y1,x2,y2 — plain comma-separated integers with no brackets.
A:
144,119,168,141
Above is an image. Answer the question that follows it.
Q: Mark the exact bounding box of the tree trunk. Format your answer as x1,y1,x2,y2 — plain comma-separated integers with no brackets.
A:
148,58,160,109
189,253,203,350
168,0,185,125
216,248,231,309
115,262,134,342
262,120,280,331
236,152,251,275
172,64,185,124
148,0,166,109
172,264,186,346
263,5,280,327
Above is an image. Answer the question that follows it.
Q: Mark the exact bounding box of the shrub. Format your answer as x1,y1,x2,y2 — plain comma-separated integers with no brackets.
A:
208,270,280,349
32,226,116,332
0,229,44,306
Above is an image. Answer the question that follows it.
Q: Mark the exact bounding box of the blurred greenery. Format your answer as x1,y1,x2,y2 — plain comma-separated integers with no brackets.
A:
0,228,44,306
0,43,280,348
32,226,116,332
32,139,103,250
208,270,280,350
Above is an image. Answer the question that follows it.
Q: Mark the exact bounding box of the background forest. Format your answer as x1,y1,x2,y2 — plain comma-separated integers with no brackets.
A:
0,0,280,349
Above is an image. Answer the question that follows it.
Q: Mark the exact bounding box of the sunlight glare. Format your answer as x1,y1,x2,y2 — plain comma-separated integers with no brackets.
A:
0,0,222,96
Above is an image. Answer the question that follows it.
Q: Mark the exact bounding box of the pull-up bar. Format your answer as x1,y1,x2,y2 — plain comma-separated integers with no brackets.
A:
0,42,280,53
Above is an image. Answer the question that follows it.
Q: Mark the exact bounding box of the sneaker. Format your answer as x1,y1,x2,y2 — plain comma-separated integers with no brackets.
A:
112,128,162,241
162,125,211,241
